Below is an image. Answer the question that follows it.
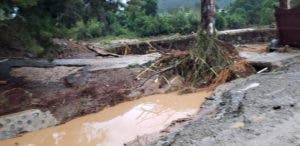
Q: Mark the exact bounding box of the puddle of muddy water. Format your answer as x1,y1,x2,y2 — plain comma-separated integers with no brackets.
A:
0,90,211,146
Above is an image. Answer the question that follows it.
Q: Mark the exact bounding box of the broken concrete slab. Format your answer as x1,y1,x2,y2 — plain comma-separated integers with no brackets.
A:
0,53,161,80
0,109,57,140
239,51,300,69
10,67,83,83
240,51,299,63
51,53,160,68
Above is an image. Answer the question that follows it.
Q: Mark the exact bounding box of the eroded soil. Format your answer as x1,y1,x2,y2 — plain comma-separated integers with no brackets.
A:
153,60,300,146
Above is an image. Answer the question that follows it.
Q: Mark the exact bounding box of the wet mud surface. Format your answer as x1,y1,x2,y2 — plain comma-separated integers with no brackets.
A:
153,62,300,146
0,91,211,146
0,67,142,122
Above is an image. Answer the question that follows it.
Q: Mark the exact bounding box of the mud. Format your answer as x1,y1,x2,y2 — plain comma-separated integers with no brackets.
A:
0,67,141,122
153,60,300,146
0,91,211,146
0,51,189,139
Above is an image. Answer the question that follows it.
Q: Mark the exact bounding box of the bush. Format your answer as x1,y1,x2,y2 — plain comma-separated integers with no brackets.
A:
157,14,174,34
22,33,44,55
225,14,246,29
71,19,104,39
110,22,131,36
216,13,227,30
125,9,200,37
134,15,160,36
169,10,191,34
167,9,199,34
187,11,200,32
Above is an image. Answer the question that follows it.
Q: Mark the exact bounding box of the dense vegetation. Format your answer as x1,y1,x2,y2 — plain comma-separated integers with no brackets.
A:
219,0,279,29
158,0,234,12
1,0,299,56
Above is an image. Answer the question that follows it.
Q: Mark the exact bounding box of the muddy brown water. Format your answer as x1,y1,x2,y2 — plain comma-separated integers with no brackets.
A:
0,90,211,146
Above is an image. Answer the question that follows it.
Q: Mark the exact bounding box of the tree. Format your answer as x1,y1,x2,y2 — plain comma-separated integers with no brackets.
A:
143,0,158,16
200,0,216,34
226,0,278,26
187,0,232,86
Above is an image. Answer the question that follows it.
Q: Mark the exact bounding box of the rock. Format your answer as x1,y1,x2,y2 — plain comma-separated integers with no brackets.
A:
156,141,170,146
217,90,245,118
162,75,185,93
269,39,279,52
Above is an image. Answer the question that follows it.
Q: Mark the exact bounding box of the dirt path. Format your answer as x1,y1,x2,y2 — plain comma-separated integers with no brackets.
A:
154,60,300,146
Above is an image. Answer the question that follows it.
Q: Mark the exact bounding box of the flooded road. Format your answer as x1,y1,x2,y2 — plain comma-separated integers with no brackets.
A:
0,90,211,146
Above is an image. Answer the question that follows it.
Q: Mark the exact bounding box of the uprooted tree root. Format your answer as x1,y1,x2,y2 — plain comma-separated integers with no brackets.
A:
136,31,255,90
181,32,239,86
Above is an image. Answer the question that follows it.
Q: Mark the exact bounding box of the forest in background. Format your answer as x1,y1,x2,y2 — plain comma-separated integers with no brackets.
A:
158,0,235,12
2,0,300,57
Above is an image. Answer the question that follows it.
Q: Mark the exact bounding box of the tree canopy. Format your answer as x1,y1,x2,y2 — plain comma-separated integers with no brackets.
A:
0,0,285,56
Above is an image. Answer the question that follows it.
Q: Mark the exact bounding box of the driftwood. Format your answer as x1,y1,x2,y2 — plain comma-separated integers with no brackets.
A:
86,45,120,57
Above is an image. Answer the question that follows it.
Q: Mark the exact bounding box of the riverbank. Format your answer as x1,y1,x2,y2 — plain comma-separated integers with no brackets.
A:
151,54,300,146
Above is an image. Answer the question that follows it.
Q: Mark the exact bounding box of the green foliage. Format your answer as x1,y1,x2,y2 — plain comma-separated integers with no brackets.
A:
144,0,158,16
21,32,44,55
224,0,279,27
0,0,284,57
225,14,246,29
291,0,300,8
16,0,38,8
168,9,199,34
156,14,174,34
0,9,7,20
125,6,199,37
215,13,227,30
134,15,160,36
71,19,104,40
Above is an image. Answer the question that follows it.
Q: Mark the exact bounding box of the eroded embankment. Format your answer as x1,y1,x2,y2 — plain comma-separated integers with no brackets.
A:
0,28,278,140
0,90,211,146
152,59,300,146
103,28,276,55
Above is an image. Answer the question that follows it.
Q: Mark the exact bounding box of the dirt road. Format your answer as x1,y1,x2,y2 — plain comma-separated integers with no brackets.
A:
154,62,300,146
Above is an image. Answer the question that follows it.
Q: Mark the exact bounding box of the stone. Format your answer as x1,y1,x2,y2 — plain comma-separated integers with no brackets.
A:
156,141,170,146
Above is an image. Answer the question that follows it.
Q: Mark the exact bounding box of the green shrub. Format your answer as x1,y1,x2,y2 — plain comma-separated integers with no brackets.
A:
134,15,160,36
216,13,227,30
109,22,131,36
22,33,44,55
169,10,191,34
157,14,174,34
225,14,246,29
187,11,200,32
71,19,104,39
